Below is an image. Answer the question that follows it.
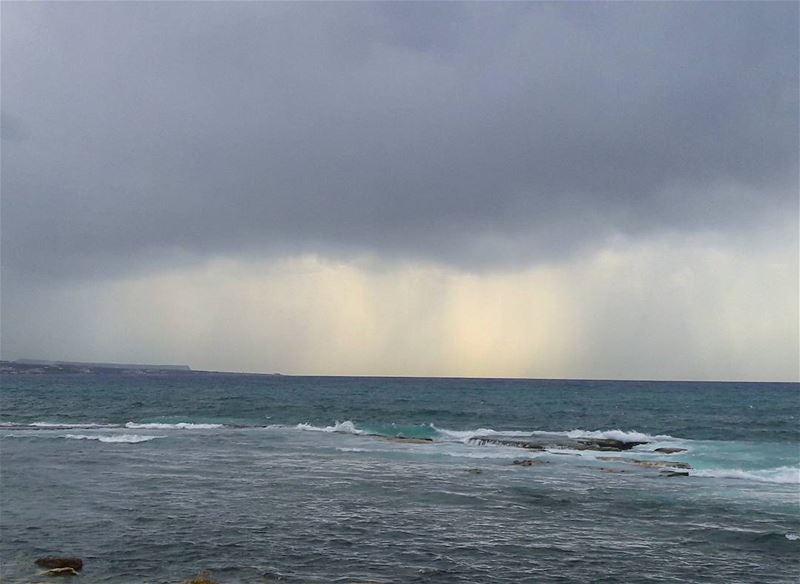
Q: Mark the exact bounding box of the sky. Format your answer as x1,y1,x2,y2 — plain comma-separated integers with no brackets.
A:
1,1,798,381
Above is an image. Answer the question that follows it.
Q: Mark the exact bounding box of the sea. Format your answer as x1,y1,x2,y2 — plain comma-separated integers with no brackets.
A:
0,374,798,583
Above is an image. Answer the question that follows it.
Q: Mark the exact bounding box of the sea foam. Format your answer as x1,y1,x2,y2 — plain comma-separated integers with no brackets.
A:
431,426,533,442
535,429,677,442
295,420,364,434
124,422,224,430
29,422,120,429
432,426,675,444
691,466,800,485
64,434,164,443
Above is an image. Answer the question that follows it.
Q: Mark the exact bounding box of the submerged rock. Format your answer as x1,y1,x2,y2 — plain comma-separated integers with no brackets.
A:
464,468,483,474
512,459,545,466
381,436,434,444
596,456,692,470
185,570,217,584
35,558,83,572
653,447,687,454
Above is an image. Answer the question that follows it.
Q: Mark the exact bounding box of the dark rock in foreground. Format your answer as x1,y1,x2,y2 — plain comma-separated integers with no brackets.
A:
469,435,648,452
36,558,83,572
654,447,687,454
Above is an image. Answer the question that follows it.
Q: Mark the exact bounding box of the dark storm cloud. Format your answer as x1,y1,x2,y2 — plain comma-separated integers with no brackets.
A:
2,1,797,280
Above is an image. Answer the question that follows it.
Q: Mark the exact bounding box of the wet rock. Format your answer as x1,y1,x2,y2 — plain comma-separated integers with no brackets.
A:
464,468,483,474
469,436,647,452
654,447,687,454
35,558,83,572
42,567,79,577
631,459,691,470
381,436,434,444
470,437,545,450
512,459,545,466
575,438,648,451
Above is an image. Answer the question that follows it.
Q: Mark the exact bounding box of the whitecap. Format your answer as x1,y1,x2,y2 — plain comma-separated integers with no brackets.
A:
295,420,364,434
431,426,533,442
63,434,164,443
555,429,676,443
124,422,224,430
431,425,676,444
691,466,800,485
29,422,119,429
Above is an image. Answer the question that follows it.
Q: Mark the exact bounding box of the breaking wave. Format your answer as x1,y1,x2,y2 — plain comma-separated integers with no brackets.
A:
64,434,164,443
295,421,364,434
431,426,533,442
125,422,225,430
0,421,122,430
538,429,677,443
691,466,800,485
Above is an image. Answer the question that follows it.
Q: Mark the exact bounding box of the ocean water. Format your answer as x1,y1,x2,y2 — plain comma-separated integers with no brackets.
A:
1,374,798,583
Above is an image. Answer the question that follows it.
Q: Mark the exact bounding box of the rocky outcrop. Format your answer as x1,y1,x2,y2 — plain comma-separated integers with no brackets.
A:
470,438,546,450
468,436,648,452
35,558,82,572
653,447,687,454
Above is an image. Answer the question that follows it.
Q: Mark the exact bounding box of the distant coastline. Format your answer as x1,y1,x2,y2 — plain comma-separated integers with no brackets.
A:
0,359,285,377
1,359,192,375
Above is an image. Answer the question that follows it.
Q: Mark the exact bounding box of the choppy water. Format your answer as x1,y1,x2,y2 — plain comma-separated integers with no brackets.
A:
1,374,798,583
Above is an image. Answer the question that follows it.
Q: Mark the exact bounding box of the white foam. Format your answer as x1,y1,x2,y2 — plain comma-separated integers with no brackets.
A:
691,466,800,485
64,434,164,443
431,425,676,444
431,426,533,442
29,422,119,429
295,420,364,434
553,429,676,443
786,533,799,541
124,422,224,430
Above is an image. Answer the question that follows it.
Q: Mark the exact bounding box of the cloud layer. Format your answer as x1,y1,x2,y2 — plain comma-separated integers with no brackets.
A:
2,2,797,279
1,3,797,379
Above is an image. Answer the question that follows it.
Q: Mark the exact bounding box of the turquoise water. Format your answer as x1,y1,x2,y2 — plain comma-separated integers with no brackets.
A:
1,374,798,582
